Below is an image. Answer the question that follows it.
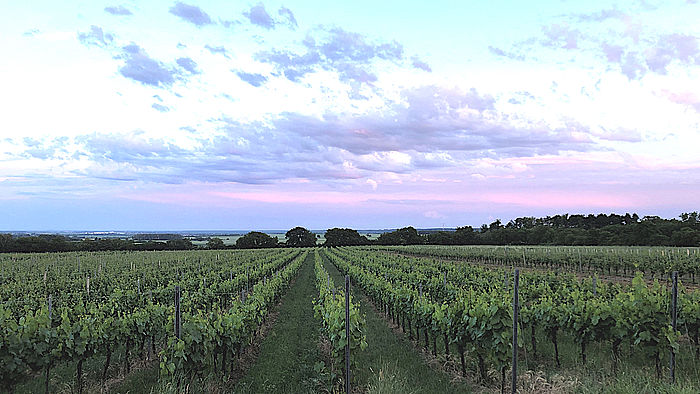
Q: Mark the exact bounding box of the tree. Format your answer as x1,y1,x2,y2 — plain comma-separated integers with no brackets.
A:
166,238,194,250
236,232,278,249
680,212,699,224
425,231,456,245
377,227,423,245
286,227,316,247
454,226,476,244
323,228,369,246
207,237,225,249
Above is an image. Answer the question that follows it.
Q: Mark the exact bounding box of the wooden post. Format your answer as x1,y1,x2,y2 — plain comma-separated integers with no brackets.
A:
670,271,678,384
512,269,519,394
174,286,181,339
345,275,351,394
578,250,582,272
592,276,597,296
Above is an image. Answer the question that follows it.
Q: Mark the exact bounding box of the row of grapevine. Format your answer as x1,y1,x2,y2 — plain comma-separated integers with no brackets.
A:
312,250,367,387
0,248,305,392
326,247,700,385
377,245,700,281
160,250,308,378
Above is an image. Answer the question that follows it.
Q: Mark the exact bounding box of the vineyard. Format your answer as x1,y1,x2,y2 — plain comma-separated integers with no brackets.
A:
1,245,699,393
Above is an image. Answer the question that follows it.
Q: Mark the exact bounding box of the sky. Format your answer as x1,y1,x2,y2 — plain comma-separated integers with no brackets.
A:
1,0,700,231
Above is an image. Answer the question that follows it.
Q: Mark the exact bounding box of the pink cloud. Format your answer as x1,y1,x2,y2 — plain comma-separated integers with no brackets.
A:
657,89,700,112
480,191,638,209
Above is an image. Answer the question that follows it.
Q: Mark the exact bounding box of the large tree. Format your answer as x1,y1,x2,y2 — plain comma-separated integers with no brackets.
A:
207,237,225,249
286,227,316,247
323,228,369,246
236,232,278,249
377,227,423,245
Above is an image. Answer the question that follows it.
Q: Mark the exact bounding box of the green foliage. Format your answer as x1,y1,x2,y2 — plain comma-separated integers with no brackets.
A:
206,237,225,250
286,227,317,247
326,246,692,382
0,248,305,391
377,227,423,246
312,251,367,388
235,232,278,249
159,251,307,378
323,228,369,247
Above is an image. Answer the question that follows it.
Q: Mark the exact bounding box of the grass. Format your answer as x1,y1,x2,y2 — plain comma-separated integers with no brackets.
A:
233,252,323,393
365,360,420,394
110,363,160,393
321,253,473,393
513,323,700,394
12,342,158,394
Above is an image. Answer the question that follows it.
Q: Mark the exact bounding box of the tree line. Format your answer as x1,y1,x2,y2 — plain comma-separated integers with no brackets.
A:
1,212,699,253
426,212,700,247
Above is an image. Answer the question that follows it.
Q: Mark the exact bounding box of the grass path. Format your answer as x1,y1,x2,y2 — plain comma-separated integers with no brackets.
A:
233,252,322,393
321,252,473,394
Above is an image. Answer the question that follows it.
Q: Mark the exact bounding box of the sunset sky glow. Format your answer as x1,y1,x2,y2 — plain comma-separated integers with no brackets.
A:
1,0,700,230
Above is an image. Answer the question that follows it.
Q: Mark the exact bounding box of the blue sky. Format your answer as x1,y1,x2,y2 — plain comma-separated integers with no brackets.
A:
1,1,700,230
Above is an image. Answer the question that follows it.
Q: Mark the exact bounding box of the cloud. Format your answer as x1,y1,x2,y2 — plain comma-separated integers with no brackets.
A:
256,27,404,83
205,44,229,57
601,43,624,62
243,3,274,29
424,210,446,219
541,23,579,50
176,57,200,74
272,85,589,158
77,131,186,165
317,28,403,61
571,8,625,22
236,71,268,87
278,7,298,29
254,49,320,81
492,5,698,81
152,103,170,112
169,2,212,27
596,34,700,79
13,83,641,192
620,52,646,79
488,45,525,61
644,34,700,74
658,89,700,112
593,127,641,142
77,25,113,47
104,5,132,16
119,44,176,86
17,137,70,160
411,56,432,72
